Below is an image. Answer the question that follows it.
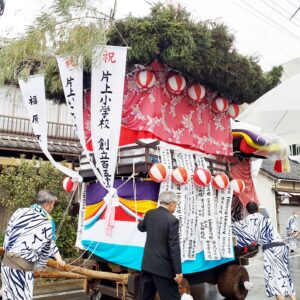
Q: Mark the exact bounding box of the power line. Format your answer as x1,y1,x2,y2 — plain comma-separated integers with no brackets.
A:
290,6,300,20
230,0,300,42
213,0,295,61
261,0,300,28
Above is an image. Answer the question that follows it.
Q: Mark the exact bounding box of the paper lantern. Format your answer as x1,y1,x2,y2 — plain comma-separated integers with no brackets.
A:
193,168,212,187
63,177,77,193
171,167,189,185
167,74,186,94
135,70,156,91
228,103,240,118
187,84,206,102
212,97,229,113
230,179,246,194
212,173,229,190
149,163,168,182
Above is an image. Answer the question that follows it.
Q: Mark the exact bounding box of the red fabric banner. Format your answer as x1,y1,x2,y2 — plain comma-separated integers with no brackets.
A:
121,61,233,156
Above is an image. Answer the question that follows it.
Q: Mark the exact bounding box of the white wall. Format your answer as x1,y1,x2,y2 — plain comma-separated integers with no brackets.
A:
253,173,277,228
0,86,72,124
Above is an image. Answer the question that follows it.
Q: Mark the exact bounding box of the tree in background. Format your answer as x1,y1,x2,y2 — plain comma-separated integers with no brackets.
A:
0,1,281,104
108,3,282,104
0,156,78,258
0,0,112,102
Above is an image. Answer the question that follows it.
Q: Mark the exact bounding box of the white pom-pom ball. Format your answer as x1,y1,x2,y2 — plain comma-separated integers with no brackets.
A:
171,166,189,185
193,168,212,187
212,173,229,190
212,97,229,113
228,103,240,118
63,177,77,193
187,84,206,102
135,70,156,91
149,163,168,183
167,74,186,94
230,179,246,194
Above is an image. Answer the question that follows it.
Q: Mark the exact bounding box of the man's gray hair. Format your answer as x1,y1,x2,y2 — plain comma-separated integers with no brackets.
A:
35,190,57,205
159,191,178,205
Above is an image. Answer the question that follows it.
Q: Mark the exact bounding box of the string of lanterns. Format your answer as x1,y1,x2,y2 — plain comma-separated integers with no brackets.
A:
149,163,245,193
135,70,240,118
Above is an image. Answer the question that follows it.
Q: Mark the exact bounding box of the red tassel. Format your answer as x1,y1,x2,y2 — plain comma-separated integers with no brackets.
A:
274,160,283,173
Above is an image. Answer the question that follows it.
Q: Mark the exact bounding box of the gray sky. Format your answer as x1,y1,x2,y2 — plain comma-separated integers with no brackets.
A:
1,0,300,71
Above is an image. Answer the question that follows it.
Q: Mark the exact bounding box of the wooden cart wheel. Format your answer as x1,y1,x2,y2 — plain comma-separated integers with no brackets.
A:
217,265,249,300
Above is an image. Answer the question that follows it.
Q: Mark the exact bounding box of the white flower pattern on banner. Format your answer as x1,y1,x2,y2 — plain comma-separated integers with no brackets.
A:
146,116,162,132
131,104,146,121
181,111,194,133
121,62,233,156
170,95,182,117
171,128,185,144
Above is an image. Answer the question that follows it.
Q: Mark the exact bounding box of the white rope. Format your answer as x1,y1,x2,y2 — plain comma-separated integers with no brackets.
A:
56,182,79,239
132,163,138,222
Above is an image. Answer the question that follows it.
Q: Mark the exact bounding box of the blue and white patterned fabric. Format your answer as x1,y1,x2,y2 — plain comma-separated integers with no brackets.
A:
1,205,59,300
233,212,295,298
286,216,298,251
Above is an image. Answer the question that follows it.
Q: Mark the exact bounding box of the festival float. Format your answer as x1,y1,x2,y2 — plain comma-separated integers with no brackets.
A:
0,5,288,300
15,39,288,300
73,59,288,300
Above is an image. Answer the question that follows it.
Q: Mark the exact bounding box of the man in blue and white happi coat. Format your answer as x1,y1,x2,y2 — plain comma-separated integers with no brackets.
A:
286,210,300,253
1,190,65,300
232,202,296,300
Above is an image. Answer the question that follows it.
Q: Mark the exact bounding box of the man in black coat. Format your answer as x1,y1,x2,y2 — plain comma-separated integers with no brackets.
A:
138,191,183,300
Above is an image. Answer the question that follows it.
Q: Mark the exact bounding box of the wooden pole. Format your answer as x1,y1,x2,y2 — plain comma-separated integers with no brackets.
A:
47,259,128,284
34,271,88,279
0,247,128,284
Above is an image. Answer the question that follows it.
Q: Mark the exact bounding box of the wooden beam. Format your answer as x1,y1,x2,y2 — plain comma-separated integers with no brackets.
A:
47,259,129,284
34,271,88,279
0,247,128,284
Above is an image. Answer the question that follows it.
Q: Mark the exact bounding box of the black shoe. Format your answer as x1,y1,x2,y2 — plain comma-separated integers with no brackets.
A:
290,250,295,253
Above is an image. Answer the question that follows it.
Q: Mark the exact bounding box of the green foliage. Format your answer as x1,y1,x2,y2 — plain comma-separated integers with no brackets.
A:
0,156,78,257
108,3,283,104
0,1,282,104
0,231,4,245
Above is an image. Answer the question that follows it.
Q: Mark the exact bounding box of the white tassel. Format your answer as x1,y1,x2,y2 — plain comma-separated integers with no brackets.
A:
181,293,193,300
243,281,254,291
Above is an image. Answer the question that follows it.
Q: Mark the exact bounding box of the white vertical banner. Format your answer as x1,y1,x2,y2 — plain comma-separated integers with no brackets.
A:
76,182,87,248
195,155,221,260
91,45,127,189
217,187,234,258
56,56,106,188
19,75,82,181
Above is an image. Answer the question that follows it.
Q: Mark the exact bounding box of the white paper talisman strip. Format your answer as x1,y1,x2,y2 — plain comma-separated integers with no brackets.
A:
217,187,234,258
181,153,197,260
76,182,87,248
195,155,221,260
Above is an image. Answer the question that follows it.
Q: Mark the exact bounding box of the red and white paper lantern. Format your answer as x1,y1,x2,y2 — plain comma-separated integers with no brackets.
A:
171,166,189,185
135,70,156,91
63,177,77,193
149,163,168,182
166,74,186,94
193,168,212,187
187,84,206,102
212,173,229,190
212,97,229,113
228,103,240,118
230,179,246,194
